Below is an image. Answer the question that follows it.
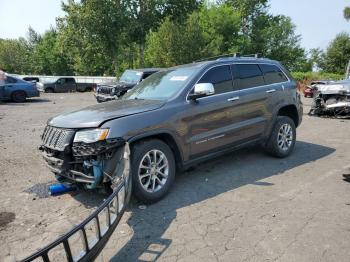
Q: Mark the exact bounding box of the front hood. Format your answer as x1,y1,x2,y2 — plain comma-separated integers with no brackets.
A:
317,82,350,94
48,99,165,128
99,81,135,89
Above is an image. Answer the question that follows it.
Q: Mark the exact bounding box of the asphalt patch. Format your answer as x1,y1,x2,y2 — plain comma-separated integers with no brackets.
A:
0,212,15,229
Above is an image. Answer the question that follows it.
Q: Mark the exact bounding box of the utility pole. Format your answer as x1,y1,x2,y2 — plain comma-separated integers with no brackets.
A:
346,60,350,79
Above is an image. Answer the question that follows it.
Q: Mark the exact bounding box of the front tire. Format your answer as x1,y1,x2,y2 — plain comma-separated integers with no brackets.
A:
131,139,175,203
265,116,296,158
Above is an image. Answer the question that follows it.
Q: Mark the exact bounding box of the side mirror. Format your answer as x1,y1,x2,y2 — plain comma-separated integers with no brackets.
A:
188,83,215,100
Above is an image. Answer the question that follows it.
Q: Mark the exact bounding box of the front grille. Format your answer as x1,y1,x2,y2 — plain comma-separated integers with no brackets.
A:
98,86,113,95
42,126,75,151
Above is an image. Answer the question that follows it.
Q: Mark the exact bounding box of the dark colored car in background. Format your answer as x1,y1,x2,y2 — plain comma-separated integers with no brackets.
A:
95,68,161,102
37,77,96,93
40,56,302,203
0,75,39,102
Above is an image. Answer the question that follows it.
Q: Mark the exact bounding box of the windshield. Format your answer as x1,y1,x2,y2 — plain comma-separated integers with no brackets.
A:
123,67,199,101
119,70,142,83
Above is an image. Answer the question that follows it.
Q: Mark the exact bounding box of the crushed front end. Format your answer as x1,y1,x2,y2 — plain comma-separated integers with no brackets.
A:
309,82,350,118
39,126,126,189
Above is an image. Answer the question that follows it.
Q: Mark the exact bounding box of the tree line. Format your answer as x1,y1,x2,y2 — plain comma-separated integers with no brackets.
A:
0,0,349,76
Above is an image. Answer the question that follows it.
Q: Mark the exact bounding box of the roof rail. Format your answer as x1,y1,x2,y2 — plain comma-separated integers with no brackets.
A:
194,53,263,63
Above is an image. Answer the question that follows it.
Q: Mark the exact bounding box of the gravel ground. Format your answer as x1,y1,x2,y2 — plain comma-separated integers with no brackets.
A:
0,93,350,262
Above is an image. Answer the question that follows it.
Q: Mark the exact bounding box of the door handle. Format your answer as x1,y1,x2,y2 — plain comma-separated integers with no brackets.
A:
227,96,240,102
266,89,276,93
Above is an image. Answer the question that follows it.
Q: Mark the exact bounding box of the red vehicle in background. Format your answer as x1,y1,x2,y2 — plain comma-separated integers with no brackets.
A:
303,80,331,98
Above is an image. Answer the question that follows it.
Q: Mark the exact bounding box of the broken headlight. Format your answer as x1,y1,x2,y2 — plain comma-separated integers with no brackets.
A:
74,128,109,143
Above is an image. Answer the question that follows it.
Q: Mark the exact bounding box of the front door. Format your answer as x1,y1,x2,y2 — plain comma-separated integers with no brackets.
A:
183,65,238,158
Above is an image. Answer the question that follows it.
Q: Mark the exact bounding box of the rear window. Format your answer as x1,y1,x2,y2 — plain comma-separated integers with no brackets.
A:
260,64,288,84
235,64,265,90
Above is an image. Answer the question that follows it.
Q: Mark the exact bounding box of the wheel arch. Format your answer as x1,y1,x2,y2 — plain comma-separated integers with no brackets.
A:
11,89,27,100
128,131,184,169
276,104,299,127
45,86,54,92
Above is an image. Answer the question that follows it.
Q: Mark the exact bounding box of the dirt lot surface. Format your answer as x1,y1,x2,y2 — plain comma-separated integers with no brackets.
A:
0,93,350,262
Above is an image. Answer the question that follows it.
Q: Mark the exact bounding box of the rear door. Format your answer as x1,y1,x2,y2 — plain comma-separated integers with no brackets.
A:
227,63,271,141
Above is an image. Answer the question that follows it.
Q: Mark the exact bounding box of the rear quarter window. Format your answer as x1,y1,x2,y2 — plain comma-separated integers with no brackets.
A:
260,64,288,84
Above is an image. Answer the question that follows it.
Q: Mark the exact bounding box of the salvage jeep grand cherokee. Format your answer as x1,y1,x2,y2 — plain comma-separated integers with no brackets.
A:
39,56,303,203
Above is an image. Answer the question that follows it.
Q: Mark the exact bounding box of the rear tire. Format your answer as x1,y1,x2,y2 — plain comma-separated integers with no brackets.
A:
131,139,175,203
265,116,296,158
11,91,26,102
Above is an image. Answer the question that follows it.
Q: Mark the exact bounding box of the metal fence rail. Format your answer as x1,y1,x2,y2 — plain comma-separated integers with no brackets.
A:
16,75,117,84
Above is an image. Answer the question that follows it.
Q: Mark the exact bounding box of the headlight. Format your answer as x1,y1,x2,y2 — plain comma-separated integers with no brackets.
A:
73,129,109,143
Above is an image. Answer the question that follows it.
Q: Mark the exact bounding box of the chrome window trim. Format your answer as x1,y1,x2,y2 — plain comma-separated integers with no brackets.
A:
185,62,291,102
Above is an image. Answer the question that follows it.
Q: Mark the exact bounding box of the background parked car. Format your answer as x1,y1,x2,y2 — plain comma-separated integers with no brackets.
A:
95,68,161,102
0,75,39,102
37,77,96,93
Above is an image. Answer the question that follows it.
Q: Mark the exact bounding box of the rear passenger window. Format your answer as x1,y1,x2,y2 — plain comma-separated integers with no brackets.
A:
65,78,75,83
236,64,265,89
260,64,288,84
198,65,233,95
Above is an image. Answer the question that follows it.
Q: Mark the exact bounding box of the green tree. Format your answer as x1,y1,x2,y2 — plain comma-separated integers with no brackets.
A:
344,7,350,21
198,4,241,55
321,33,350,74
58,0,202,74
145,4,241,67
58,0,129,75
306,48,324,71
145,15,206,67
0,38,33,74
32,29,73,75
125,0,203,67
247,15,309,71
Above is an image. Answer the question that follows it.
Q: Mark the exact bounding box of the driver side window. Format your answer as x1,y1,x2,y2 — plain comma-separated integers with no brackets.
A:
198,65,234,95
57,79,65,84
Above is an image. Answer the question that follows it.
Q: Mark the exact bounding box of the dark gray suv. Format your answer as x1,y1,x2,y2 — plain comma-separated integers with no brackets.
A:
39,56,303,203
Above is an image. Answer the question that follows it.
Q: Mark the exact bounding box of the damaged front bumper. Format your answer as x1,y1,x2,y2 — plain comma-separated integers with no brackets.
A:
309,92,350,118
39,127,128,189
94,93,118,103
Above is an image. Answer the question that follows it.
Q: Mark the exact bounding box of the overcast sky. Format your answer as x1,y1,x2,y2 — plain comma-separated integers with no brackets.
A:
0,0,349,51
